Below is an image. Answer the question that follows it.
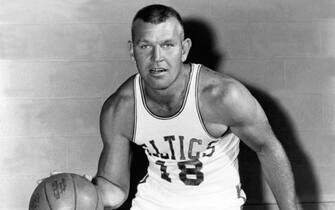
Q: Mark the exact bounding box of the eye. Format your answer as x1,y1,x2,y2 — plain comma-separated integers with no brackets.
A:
139,44,151,49
162,43,174,48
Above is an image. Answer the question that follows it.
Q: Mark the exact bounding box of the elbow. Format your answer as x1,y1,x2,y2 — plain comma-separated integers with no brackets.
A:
256,140,287,162
100,187,128,209
96,180,129,209
255,142,268,158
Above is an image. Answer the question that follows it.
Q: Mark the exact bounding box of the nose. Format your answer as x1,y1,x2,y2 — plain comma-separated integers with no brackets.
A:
152,46,162,62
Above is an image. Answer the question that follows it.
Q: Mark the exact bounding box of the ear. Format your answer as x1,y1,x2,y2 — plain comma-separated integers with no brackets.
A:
128,40,135,62
181,38,192,62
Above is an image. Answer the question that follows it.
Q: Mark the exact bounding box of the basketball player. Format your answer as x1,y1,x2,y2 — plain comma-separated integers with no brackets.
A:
93,4,298,210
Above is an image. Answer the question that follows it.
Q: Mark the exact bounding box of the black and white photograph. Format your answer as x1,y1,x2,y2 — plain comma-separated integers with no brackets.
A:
0,1,334,210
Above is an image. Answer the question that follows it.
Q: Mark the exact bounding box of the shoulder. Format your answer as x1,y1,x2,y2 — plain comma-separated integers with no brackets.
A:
198,65,251,107
198,66,258,126
198,66,242,98
100,75,137,140
102,75,136,111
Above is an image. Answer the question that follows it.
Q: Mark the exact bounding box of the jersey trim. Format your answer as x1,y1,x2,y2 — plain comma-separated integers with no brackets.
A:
195,65,230,139
132,76,138,143
138,65,194,120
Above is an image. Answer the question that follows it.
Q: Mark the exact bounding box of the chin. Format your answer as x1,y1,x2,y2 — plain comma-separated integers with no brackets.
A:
146,80,171,90
148,83,170,90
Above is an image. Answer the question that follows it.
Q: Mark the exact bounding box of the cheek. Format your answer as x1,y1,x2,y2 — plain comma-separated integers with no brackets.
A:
134,53,149,64
166,49,182,59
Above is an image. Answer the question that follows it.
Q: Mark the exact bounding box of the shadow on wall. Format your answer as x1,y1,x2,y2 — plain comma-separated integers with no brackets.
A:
184,18,222,70
117,143,148,210
184,18,319,210
241,86,319,210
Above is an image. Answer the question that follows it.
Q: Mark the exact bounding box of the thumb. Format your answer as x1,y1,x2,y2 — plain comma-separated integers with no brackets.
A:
50,171,63,176
83,174,93,181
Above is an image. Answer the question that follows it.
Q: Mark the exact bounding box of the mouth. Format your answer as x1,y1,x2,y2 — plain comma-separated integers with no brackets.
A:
149,68,167,75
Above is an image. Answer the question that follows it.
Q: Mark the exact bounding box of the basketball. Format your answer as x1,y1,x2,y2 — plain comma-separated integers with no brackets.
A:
29,173,104,210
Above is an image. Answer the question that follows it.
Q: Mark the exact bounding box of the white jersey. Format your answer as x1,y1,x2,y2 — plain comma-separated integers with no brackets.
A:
131,63,246,210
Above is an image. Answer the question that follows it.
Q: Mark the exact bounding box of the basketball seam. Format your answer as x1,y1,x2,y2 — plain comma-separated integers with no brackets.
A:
70,174,77,210
44,180,53,210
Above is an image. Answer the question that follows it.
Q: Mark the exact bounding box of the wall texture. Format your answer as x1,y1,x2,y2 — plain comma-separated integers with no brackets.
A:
0,0,334,209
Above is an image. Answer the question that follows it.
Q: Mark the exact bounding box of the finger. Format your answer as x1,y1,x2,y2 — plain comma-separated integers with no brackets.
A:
36,178,44,185
50,171,63,176
83,174,93,181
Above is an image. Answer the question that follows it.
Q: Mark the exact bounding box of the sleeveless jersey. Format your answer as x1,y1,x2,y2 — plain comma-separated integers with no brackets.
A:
131,63,246,210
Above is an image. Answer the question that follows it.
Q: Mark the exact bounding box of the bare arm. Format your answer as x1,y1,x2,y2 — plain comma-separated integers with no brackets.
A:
203,74,298,209
95,82,135,209
226,81,297,209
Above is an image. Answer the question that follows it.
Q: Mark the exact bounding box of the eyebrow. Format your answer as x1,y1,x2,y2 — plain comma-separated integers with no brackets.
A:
135,39,176,45
135,39,150,44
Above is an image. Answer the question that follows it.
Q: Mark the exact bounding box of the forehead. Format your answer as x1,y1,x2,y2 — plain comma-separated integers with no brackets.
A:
132,17,183,42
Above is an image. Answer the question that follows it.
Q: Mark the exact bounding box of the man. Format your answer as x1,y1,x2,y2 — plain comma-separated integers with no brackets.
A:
93,4,298,210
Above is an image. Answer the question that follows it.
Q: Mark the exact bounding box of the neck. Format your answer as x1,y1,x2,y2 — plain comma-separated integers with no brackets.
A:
143,63,191,108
